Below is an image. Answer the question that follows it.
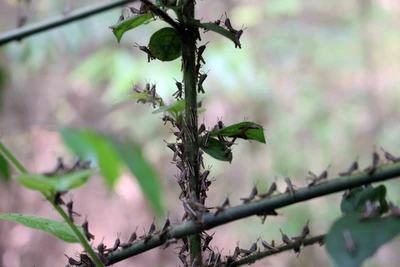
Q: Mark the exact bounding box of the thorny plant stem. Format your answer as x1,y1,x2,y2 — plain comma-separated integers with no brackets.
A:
231,234,326,266
100,162,400,265
0,141,105,267
181,0,202,265
0,0,139,46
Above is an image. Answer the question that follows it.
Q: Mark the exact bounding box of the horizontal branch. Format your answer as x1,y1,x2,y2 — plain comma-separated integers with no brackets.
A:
0,0,138,46
101,162,400,265
232,234,326,266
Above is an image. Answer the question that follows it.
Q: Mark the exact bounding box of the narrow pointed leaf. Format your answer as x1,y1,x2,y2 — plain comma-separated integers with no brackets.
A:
200,137,232,163
325,213,400,267
210,121,266,144
0,153,11,183
148,27,182,61
0,214,84,243
60,128,120,190
188,20,240,48
152,99,185,114
15,169,94,193
111,13,154,43
111,139,164,217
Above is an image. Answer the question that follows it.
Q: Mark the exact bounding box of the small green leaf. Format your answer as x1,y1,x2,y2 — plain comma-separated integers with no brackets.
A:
200,137,232,163
111,139,164,217
325,213,400,267
341,185,388,214
210,122,266,144
15,174,56,192
60,128,120,190
15,169,94,193
0,153,11,183
0,214,84,243
188,20,241,48
152,99,185,114
111,13,154,43
112,93,152,105
149,27,182,61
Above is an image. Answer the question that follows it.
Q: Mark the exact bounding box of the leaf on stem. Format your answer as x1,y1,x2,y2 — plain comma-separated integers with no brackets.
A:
149,27,182,61
210,121,266,144
153,99,185,114
340,185,388,214
0,214,85,243
200,137,233,163
111,13,154,43
0,153,11,183
325,213,400,267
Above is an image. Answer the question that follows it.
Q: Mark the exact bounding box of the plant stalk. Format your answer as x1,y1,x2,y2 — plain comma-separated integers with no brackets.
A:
181,0,202,265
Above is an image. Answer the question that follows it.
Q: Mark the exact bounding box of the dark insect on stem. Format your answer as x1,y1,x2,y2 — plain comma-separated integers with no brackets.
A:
198,123,206,135
66,200,81,223
258,178,277,198
307,165,330,186
284,177,295,196
173,78,183,100
189,107,197,126
261,240,279,252
79,253,93,266
162,116,176,127
109,233,121,252
291,220,310,242
280,229,292,245
380,147,400,163
342,229,356,254
240,242,257,256
240,185,258,204
82,216,95,241
198,73,207,94
366,148,380,175
339,159,359,176
256,209,278,224
178,253,187,265
126,6,140,14
44,157,65,176
206,250,215,266
97,237,106,255
204,15,223,33
214,197,230,216
127,226,139,244
134,43,155,62
160,238,178,249
159,216,171,239
64,254,81,266
231,242,241,261
202,232,215,251
203,131,211,147
197,42,208,65
53,190,67,205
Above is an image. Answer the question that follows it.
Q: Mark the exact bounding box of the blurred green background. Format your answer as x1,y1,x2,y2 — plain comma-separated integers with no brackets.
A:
0,0,399,266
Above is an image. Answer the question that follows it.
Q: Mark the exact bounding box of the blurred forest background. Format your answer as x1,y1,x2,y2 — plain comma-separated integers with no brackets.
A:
0,0,400,266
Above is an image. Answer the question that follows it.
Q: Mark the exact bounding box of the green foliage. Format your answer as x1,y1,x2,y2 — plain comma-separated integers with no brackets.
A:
0,153,11,183
149,27,182,61
210,121,266,144
60,128,164,217
0,214,85,243
200,137,233,163
325,213,400,267
111,13,154,43
153,99,185,116
15,170,94,193
341,185,388,214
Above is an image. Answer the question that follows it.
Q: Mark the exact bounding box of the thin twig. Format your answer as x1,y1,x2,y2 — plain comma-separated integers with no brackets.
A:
0,0,139,46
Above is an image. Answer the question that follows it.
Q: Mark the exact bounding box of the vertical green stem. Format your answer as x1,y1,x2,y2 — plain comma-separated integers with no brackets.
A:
0,141,105,267
181,0,202,265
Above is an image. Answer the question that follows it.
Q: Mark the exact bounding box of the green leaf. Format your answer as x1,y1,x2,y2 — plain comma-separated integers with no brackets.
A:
188,20,240,48
210,122,266,144
0,214,84,243
341,185,388,214
112,93,152,105
152,99,185,114
60,128,120,190
15,169,94,193
111,139,164,217
0,153,11,183
325,213,400,267
200,137,232,163
148,27,182,61
111,13,154,43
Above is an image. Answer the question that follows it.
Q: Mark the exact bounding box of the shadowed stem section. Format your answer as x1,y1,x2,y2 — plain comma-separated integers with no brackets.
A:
102,162,400,265
181,0,202,265
0,141,105,267
232,235,326,266
0,0,139,46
